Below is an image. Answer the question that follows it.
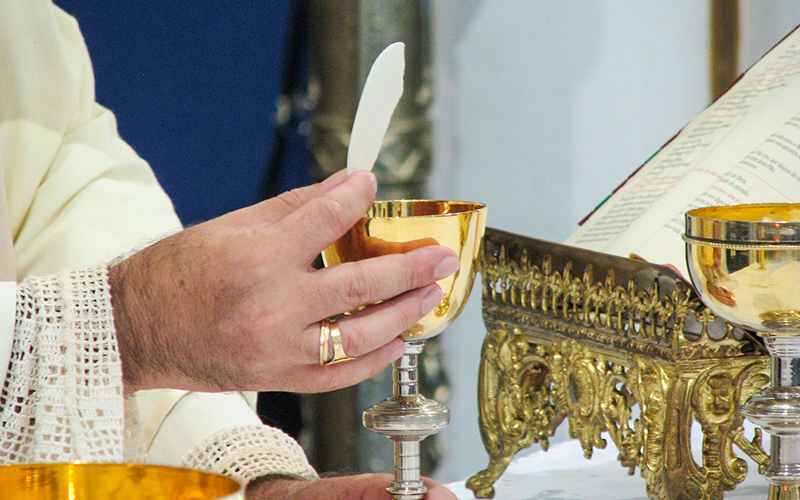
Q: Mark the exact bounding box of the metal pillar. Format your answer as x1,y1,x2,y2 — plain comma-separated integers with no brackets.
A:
306,0,439,476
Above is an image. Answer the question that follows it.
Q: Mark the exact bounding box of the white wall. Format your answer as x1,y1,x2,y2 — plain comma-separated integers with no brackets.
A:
740,0,800,69
429,0,800,484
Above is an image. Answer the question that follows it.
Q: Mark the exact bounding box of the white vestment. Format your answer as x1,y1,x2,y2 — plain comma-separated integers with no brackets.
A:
0,0,315,484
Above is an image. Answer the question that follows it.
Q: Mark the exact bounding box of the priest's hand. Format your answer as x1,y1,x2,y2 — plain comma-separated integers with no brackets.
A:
245,474,458,500
108,169,459,394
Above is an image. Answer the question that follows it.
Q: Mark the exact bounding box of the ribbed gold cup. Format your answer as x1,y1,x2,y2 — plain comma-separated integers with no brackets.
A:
0,462,243,500
322,199,487,339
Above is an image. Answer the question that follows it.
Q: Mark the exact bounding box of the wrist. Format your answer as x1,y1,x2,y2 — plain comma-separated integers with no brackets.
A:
245,475,307,499
108,255,151,393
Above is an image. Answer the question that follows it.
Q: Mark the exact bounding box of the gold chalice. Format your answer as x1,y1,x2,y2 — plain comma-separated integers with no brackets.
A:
684,203,800,500
0,462,243,499
323,199,487,499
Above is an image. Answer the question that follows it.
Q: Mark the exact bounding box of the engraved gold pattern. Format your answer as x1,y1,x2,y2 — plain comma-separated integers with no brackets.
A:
467,229,770,500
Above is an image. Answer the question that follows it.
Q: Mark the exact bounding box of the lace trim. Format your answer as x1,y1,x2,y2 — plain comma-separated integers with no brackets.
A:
182,425,317,484
0,267,127,463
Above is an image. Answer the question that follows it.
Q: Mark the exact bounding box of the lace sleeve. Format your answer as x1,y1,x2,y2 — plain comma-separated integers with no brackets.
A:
181,425,318,485
0,267,128,463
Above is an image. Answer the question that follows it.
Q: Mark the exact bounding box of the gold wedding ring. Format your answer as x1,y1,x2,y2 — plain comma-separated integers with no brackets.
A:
319,318,355,366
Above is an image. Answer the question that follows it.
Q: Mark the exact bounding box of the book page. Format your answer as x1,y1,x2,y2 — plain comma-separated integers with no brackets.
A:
596,74,800,261
631,112,800,277
564,27,800,253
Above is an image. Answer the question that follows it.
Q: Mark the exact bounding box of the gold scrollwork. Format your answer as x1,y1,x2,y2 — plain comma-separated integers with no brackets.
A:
466,326,563,498
688,361,770,495
550,340,617,459
468,229,770,500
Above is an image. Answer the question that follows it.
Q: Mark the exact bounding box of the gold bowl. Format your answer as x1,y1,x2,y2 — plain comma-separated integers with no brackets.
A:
0,462,243,500
684,203,800,333
322,199,487,340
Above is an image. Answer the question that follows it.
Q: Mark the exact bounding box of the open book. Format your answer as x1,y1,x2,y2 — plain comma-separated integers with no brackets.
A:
564,25,800,279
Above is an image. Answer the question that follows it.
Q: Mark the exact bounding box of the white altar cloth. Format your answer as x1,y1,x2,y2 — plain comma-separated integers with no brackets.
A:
447,436,769,500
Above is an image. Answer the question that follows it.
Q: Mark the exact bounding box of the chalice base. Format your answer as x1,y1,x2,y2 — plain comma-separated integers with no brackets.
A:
387,484,427,500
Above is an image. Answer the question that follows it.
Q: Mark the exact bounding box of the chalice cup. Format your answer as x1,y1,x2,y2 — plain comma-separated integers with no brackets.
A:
323,199,487,499
684,203,800,500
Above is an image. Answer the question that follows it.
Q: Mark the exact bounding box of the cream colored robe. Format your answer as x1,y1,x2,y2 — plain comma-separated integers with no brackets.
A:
0,0,315,484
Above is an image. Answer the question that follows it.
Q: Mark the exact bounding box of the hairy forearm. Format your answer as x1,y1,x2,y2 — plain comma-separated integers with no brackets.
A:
245,475,377,500
107,256,147,392
107,231,230,394
245,475,309,499
245,473,457,500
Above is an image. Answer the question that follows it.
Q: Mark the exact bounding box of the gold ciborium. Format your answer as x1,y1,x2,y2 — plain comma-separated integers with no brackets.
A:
0,462,243,499
323,199,487,499
685,203,800,500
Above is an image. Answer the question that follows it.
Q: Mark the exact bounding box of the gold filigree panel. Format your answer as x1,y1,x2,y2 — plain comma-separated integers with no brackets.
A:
468,229,770,500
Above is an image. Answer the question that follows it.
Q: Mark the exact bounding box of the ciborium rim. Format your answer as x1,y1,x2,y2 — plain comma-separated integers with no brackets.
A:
682,234,800,250
685,202,800,245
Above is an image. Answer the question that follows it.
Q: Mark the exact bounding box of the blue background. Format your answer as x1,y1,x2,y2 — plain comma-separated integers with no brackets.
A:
53,0,309,439
54,1,309,226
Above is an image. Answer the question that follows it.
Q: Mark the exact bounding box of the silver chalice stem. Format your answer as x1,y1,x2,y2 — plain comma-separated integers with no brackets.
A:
363,340,450,499
741,337,800,499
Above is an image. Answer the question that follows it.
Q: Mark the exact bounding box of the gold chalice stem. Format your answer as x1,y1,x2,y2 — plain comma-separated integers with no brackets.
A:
363,340,450,499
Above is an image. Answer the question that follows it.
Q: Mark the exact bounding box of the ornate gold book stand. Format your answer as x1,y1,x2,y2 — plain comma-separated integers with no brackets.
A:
466,228,772,500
